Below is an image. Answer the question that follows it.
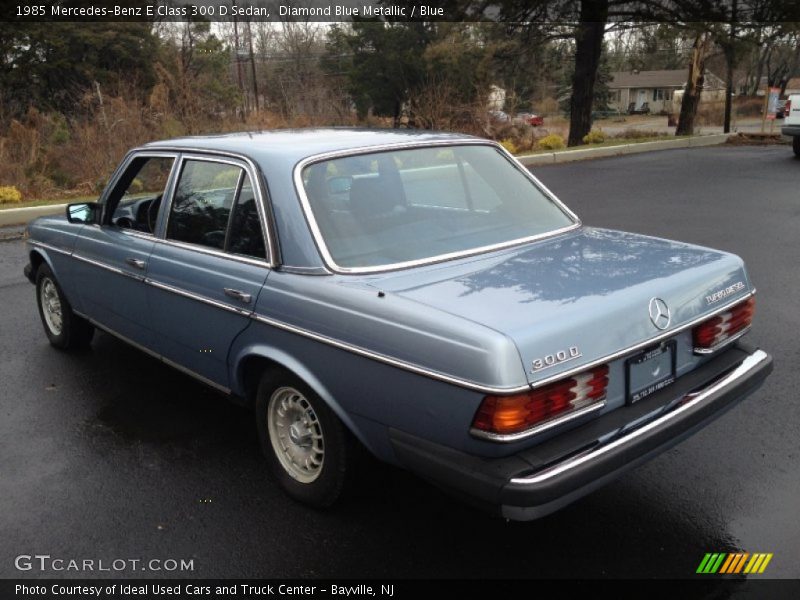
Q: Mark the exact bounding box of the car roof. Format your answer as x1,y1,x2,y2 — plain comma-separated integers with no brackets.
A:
143,128,480,163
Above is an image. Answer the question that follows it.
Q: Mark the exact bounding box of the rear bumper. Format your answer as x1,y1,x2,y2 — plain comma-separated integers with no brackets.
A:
389,344,772,520
781,124,800,136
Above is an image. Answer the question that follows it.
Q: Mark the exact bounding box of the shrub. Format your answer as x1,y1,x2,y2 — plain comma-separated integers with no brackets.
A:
499,138,519,154
0,185,23,204
582,129,606,144
537,133,566,150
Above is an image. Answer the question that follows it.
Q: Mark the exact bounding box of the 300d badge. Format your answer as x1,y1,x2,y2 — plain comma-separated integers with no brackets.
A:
532,346,582,372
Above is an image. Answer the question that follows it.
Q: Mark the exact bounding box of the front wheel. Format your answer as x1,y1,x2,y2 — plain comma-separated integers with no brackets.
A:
35,264,94,350
793,136,800,157
255,369,356,507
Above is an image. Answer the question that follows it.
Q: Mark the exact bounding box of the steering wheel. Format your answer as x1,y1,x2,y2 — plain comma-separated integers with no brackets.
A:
146,195,163,233
116,216,136,229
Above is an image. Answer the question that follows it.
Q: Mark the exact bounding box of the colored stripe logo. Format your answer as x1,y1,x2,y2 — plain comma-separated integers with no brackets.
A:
696,552,773,574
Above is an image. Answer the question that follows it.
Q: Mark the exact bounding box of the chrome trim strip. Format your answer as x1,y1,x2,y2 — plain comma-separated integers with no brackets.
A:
693,326,751,355
76,311,231,395
119,229,155,241
158,237,270,268
28,240,72,256
120,228,270,269
161,356,231,394
291,140,582,275
470,401,606,443
278,265,330,276
145,278,253,317
139,147,277,267
508,349,769,486
245,290,755,400
249,313,532,395
530,290,757,390
72,253,141,280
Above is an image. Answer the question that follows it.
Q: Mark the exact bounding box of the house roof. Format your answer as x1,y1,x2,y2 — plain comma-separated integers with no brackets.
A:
786,77,800,91
610,69,725,90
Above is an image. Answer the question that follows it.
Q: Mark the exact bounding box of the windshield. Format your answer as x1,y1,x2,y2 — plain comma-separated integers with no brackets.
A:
301,144,576,270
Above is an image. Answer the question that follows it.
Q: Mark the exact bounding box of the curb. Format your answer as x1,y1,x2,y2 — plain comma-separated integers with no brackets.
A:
0,203,67,227
517,133,732,167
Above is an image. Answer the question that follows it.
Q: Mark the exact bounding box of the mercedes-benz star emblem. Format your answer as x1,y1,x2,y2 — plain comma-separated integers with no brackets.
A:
648,297,671,330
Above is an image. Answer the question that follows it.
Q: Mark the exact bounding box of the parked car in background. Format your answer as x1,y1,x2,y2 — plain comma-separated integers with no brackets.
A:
781,95,800,156
24,130,772,519
513,112,545,127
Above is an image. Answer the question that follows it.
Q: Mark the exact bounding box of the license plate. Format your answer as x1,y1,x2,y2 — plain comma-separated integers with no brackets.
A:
626,341,676,405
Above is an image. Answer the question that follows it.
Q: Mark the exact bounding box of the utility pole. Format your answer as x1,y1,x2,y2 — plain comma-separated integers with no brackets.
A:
723,0,737,134
246,20,259,112
232,0,246,121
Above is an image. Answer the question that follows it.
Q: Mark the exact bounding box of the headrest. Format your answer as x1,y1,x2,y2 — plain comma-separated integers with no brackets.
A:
349,177,403,218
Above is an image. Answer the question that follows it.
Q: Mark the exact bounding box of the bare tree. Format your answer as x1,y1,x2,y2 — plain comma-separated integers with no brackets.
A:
676,30,712,136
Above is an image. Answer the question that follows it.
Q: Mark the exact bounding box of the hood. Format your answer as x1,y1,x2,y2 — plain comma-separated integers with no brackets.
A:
367,228,752,384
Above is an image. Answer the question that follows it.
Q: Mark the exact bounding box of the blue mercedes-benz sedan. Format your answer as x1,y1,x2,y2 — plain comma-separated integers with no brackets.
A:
24,129,772,519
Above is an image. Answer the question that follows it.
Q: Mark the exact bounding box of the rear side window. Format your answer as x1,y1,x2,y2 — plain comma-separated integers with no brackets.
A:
167,160,238,250
166,159,267,260
227,174,266,259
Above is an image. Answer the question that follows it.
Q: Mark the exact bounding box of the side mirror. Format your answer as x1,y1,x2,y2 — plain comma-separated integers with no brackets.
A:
66,202,98,224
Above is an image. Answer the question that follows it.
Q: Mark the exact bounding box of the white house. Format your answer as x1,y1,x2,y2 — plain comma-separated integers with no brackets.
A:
608,69,726,114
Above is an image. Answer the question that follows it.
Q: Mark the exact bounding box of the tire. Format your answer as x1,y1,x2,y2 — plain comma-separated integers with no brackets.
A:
255,369,356,507
793,136,800,157
35,264,94,350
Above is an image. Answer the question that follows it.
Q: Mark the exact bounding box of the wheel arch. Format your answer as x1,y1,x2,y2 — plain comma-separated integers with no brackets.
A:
29,248,53,280
232,345,378,455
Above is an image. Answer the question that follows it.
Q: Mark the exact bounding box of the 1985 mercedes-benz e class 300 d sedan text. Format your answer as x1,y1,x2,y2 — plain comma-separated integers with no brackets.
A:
24,130,772,519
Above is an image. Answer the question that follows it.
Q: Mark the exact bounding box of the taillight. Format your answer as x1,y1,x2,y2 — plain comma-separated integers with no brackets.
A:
472,365,609,436
787,100,791,113
692,297,755,352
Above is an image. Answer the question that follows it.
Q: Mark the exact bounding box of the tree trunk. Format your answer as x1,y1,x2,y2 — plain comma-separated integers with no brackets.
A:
676,31,711,136
751,39,767,96
567,0,608,147
723,0,737,134
724,49,734,133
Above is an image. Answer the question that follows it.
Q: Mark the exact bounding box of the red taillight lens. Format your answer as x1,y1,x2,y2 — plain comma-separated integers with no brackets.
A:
472,365,609,436
787,100,791,113
692,297,755,351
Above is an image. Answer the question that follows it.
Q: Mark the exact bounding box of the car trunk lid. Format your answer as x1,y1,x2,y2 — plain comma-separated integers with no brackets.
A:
365,228,753,385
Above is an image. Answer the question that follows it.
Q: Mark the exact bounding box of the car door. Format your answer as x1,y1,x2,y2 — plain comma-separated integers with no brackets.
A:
71,153,178,346
145,154,271,390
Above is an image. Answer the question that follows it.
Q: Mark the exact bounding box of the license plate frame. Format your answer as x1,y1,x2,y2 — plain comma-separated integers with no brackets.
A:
626,340,677,405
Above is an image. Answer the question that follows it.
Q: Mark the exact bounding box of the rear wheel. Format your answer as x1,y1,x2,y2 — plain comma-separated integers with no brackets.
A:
35,264,94,350
793,136,800,157
255,369,355,507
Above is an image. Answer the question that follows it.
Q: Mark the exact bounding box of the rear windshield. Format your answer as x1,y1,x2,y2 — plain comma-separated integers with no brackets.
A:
300,144,575,270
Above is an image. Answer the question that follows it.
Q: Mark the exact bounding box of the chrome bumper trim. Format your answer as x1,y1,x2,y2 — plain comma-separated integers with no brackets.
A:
509,349,769,486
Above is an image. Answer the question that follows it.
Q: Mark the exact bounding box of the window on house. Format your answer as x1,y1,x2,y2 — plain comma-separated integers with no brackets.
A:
653,89,667,101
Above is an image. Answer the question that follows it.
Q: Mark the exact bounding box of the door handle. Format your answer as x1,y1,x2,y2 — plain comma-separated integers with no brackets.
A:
224,288,252,304
125,258,146,270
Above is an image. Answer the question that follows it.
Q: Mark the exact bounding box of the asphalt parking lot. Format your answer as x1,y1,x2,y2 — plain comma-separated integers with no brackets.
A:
1,144,797,580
